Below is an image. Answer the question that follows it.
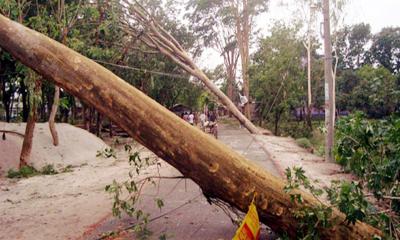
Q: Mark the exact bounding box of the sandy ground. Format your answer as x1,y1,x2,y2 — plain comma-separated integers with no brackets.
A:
0,121,355,240
0,123,108,175
0,123,138,240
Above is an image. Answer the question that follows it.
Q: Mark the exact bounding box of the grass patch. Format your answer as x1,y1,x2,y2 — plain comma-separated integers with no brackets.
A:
309,128,325,157
7,164,61,179
7,165,39,178
296,138,312,149
40,164,58,175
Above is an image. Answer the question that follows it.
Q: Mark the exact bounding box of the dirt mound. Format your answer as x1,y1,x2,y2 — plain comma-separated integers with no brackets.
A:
0,122,108,176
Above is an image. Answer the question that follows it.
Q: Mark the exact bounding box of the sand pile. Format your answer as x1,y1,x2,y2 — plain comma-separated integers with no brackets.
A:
0,122,108,175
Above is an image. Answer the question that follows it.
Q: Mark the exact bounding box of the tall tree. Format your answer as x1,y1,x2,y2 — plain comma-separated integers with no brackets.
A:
298,0,318,130
250,23,305,135
48,0,82,146
186,0,240,108
229,0,268,119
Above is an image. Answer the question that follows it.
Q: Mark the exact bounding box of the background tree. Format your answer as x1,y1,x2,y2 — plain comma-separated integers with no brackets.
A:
335,23,372,70
371,27,400,74
250,23,305,135
230,0,268,119
20,70,40,167
186,0,240,109
351,65,398,117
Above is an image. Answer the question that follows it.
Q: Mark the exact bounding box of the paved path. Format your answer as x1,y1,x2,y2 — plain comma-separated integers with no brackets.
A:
218,123,280,177
83,124,283,240
83,122,354,240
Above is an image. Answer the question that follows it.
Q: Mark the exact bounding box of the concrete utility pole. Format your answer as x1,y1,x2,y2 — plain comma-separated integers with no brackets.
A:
323,0,334,162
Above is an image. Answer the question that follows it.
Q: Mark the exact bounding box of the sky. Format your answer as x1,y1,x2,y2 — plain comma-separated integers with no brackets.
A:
197,0,400,69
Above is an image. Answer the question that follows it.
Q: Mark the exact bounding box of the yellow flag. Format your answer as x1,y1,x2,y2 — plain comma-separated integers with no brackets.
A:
232,197,260,240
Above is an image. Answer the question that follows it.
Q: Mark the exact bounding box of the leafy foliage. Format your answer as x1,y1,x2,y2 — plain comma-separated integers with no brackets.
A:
337,65,399,118
96,147,117,159
371,27,400,74
326,181,368,224
335,23,372,70
250,23,305,135
284,167,397,239
284,167,333,239
0,0,205,124
334,113,400,237
335,113,400,213
103,144,163,239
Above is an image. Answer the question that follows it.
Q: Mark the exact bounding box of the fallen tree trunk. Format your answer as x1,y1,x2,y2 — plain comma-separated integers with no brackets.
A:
0,15,381,239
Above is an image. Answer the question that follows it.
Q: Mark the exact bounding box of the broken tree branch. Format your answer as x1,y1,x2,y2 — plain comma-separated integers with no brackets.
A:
119,1,261,134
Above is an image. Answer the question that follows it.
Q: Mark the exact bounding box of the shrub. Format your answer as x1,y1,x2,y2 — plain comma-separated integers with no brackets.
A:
7,165,39,178
296,138,312,149
41,164,58,175
335,112,400,212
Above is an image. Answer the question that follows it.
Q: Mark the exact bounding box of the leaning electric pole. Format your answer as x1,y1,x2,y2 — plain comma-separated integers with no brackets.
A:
323,0,334,162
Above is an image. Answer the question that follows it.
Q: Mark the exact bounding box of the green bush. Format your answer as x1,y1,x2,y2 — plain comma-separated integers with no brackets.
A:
296,138,312,149
335,112,400,212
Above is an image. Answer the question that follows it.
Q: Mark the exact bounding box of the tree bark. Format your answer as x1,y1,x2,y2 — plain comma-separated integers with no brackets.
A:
304,1,314,131
0,15,381,239
49,85,60,146
20,79,41,167
226,65,235,117
234,0,251,120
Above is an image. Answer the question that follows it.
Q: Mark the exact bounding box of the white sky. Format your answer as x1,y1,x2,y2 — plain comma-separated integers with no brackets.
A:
197,0,400,70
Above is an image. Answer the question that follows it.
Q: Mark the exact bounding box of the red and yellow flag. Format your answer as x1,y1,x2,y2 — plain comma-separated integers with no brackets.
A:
232,197,260,240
